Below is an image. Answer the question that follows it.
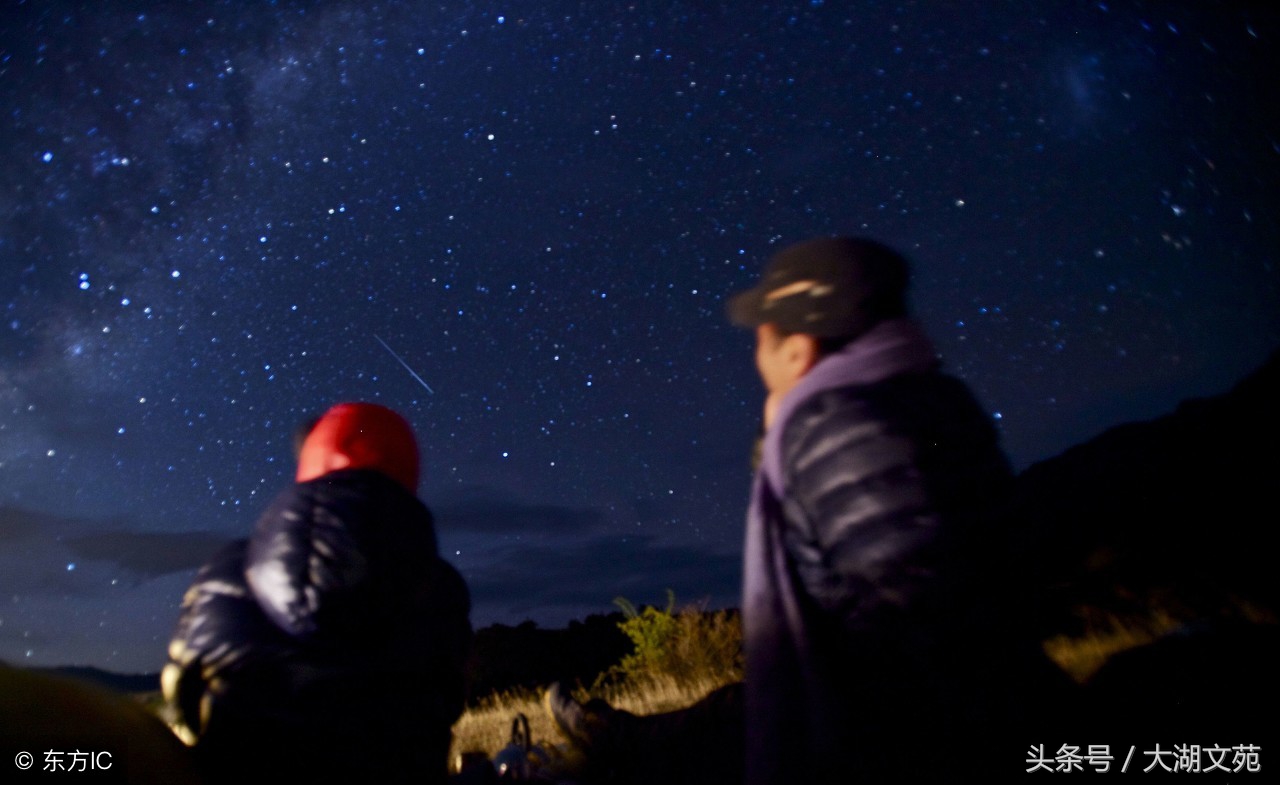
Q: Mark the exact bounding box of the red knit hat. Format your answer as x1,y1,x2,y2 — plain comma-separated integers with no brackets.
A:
295,402,420,493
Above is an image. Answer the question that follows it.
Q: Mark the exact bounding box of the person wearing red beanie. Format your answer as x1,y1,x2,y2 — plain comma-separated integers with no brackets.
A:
163,402,471,784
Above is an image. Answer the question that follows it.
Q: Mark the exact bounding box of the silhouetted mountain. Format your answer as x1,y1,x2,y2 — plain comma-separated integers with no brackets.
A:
10,614,631,705
1006,349,1280,744
31,665,160,695
1009,347,1280,635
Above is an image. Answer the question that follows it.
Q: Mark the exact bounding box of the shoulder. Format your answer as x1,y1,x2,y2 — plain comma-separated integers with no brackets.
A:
176,539,250,620
791,370,984,419
784,372,992,450
780,370,1005,491
250,469,435,551
244,469,441,637
779,378,901,478
268,467,430,516
193,538,250,585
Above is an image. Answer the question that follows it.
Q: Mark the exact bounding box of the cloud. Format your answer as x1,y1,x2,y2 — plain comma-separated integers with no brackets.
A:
63,531,234,577
433,497,606,537
426,487,740,626
0,506,234,589
0,506,233,670
454,532,741,626
0,507,66,542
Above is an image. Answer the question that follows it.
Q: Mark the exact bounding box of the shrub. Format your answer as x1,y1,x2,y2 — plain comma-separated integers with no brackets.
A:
596,591,742,692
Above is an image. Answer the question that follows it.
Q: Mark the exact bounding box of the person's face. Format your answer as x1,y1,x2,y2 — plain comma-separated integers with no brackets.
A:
754,323,820,430
754,323,793,395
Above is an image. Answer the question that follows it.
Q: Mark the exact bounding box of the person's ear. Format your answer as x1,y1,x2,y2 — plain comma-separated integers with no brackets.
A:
782,333,820,377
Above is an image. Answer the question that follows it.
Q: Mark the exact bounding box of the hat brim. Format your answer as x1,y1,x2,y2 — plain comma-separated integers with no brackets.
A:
726,286,768,328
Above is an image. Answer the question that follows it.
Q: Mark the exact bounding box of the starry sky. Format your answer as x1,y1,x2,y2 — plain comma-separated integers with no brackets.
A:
2,1,1277,674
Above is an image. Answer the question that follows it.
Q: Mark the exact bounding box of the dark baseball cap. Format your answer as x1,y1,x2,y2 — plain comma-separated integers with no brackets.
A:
726,236,910,338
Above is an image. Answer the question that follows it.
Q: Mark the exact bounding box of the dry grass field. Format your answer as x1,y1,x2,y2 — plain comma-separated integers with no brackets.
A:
449,600,743,773
448,672,736,769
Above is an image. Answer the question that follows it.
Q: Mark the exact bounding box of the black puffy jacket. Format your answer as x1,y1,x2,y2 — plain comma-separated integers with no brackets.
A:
163,468,471,783
778,372,1014,645
743,320,1026,785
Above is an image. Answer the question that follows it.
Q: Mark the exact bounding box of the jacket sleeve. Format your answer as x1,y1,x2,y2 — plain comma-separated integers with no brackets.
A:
162,540,296,739
778,391,944,636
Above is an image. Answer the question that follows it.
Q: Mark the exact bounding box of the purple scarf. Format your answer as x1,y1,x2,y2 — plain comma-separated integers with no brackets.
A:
756,317,940,497
741,317,941,785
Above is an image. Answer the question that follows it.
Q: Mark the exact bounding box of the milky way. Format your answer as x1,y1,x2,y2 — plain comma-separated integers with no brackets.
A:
2,2,1277,672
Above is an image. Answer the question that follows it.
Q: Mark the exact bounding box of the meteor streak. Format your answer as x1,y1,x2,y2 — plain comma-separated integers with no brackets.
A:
374,334,435,394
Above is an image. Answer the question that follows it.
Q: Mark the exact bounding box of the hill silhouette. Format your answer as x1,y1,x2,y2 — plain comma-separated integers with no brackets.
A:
1010,347,1279,636
19,615,633,703
1007,348,1280,748
31,665,161,695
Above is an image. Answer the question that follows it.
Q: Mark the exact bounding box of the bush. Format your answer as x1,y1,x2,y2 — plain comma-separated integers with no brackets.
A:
596,591,743,692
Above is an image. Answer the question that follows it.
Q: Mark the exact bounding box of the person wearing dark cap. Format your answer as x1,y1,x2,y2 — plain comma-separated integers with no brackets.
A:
162,402,472,784
544,237,1047,784
726,236,1033,784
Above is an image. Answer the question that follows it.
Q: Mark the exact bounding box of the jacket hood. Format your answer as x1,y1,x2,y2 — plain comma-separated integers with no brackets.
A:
295,402,420,492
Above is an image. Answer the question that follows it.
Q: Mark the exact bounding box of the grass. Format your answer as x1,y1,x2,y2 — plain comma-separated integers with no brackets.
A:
449,687,552,765
1042,608,1183,684
1041,583,1278,684
448,673,738,774
449,600,744,773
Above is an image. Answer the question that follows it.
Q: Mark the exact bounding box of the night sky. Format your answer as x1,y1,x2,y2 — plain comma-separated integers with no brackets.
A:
2,1,1277,674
